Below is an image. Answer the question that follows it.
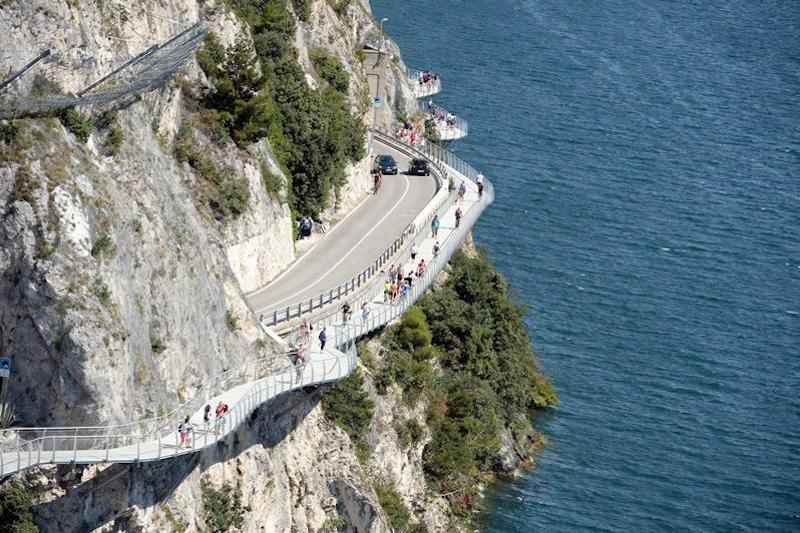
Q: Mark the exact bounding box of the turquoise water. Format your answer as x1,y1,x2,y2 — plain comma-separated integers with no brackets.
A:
372,0,800,530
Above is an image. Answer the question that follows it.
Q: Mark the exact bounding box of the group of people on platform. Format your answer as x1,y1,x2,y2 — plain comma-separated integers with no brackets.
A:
395,119,425,147
417,69,439,88
176,400,229,449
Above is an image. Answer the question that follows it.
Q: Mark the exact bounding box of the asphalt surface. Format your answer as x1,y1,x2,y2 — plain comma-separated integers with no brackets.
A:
247,139,438,317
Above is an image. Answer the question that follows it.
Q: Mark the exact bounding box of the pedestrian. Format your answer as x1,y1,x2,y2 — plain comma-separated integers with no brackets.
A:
478,181,484,197
455,207,463,228
431,214,440,238
341,302,351,323
411,243,418,261
203,404,211,431
214,401,228,433
178,416,191,449
295,344,306,380
417,259,427,277
458,181,466,203
383,279,391,303
433,241,440,257
319,327,328,351
361,301,370,323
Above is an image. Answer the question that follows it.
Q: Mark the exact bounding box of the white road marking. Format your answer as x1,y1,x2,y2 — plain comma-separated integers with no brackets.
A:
261,173,411,311
247,144,404,298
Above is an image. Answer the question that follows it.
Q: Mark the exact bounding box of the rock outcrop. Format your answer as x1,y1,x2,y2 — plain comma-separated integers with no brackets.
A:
0,0,464,531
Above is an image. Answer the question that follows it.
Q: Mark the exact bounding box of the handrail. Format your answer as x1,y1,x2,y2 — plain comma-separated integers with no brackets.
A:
0,132,494,477
261,131,452,328
407,67,441,98
420,100,469,140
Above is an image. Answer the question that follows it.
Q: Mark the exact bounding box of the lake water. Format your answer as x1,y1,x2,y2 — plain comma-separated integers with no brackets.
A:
371,0,800,530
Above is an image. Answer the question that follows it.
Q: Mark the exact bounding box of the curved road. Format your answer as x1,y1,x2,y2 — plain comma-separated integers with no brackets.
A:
246,139,437,317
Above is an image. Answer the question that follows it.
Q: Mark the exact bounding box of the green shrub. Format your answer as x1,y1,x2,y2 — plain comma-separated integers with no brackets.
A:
226,310,240,331
57,107,92,144
104,125,124,156
200,476,245,532
321,368,374,445
373,481,411,532
309,48,349,93
355,48,366,63
395,307,432,351
194,21,364,220
1,121,18,144
91,234,113,258
333,0,350,16
0,484,38,533
292,0,311,21
0,402,18,429
419,247,558,411
395,418,424,448
174,118,250,220
91,278,112,308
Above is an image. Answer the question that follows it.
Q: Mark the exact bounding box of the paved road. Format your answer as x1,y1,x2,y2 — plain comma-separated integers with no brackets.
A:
246,139,438,317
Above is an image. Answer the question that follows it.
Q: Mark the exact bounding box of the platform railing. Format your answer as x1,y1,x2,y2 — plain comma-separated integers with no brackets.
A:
420,100,469,139
0,136,494,477
407,68,441,98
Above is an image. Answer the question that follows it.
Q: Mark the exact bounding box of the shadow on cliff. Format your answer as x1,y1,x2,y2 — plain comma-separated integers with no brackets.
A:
32,387,323,532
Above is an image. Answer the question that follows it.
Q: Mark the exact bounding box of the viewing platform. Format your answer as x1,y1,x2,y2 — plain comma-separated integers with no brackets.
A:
421,100,468,142
407,68,441,98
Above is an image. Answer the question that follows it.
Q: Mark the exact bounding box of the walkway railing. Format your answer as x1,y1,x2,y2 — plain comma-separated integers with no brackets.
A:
0,134,493,477
407,68,441,98
261,131,453,328
420,100,469,141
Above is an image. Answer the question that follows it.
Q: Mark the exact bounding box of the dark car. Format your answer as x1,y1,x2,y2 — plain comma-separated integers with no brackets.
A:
375,154,398,175
409,158,431,176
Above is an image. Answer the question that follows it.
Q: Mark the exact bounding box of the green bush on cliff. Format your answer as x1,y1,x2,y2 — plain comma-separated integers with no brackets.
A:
174,118,250,220
309,48,349,93
374,247,556,497
200,476,244,532
57,107,92,144
194,13,365,220
419,247,558,412
0,484,38,533
321,368,374,451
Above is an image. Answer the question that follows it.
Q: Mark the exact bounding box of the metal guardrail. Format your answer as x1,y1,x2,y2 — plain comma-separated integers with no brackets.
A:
260,131,452,328
407,68,441,98
0,135,494,477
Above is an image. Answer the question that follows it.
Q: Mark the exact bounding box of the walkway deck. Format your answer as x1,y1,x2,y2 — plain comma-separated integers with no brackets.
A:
0,131,493,477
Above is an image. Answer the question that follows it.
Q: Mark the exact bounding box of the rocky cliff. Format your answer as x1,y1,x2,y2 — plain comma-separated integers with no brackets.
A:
0,0,469,531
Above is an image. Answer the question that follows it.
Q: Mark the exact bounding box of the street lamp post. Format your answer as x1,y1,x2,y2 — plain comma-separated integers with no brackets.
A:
368,17,389,155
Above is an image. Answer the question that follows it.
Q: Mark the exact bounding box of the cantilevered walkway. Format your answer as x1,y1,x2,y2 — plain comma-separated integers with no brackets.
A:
0,127,492,477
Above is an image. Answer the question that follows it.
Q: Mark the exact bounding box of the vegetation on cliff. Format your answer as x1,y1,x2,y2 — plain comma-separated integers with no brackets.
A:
323,246,557,520
190,0,365,220
0,484,38,533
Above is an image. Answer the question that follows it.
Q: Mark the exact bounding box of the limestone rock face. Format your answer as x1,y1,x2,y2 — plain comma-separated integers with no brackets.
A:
0,0,452,530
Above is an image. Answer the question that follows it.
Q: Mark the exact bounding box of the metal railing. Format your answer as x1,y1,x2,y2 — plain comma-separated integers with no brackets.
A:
407,68,441,98
260,131,453,328
0,136,494,477
420,100,469,140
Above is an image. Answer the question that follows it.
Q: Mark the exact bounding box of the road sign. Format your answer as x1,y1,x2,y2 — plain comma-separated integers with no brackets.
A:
0,358,11,379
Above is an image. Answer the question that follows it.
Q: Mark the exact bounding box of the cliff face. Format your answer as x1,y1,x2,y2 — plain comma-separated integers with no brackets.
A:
0,0,484,531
